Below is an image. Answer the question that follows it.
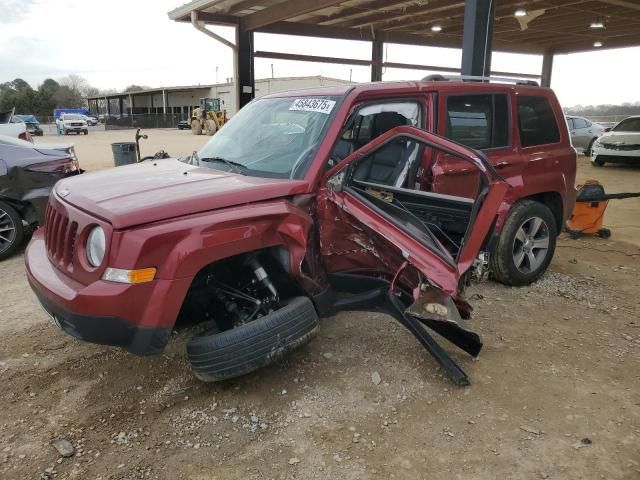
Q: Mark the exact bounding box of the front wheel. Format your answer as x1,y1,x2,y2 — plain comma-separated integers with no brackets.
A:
0,201,24,261
490,200,557,286
585,138,596,157
187,296,319,382
592,158,605,167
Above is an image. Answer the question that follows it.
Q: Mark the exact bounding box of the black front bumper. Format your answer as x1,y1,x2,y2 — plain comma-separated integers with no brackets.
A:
31,286,171,356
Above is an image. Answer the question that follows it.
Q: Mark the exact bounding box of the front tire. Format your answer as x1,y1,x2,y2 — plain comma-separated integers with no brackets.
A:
187,296,319,382
204,119,217,136
490,200,557,286
191,119,202,135
592,157,605,167
0,201,24,261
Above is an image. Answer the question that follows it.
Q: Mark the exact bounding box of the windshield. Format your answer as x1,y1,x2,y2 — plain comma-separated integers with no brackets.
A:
64,115,83,120
194,96,341,179
613,117,640,132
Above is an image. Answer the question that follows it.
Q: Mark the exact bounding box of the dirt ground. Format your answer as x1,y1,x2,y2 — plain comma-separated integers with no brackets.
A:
1,140,639,479
36,127,210,171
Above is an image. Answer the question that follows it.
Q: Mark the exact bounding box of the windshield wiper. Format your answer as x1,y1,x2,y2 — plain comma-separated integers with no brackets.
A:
200,156,247,175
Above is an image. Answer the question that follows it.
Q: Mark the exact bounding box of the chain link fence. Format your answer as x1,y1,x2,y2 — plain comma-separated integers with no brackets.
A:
105,114,183,130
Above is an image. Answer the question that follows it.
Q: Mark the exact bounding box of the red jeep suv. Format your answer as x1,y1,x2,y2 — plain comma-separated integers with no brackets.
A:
25,79,576,385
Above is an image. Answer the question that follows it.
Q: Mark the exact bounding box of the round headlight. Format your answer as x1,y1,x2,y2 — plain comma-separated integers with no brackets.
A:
86,226,106,267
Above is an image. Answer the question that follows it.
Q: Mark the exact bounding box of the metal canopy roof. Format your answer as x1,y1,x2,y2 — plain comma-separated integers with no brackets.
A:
169,0,640,54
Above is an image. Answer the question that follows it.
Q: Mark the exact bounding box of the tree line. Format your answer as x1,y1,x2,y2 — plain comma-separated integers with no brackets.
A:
565,102,640,118
0,75,150,119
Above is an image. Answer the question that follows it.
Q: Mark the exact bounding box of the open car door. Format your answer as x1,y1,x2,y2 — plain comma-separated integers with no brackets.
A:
316,126,508,385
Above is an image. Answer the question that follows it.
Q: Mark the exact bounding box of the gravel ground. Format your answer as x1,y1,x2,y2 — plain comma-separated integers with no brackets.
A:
1,144,639,480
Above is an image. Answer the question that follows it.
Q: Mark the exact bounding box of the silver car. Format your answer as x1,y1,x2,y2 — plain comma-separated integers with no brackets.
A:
566,116,606,156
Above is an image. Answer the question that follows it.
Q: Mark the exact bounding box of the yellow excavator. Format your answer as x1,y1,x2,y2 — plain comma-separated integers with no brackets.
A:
190,98,227,136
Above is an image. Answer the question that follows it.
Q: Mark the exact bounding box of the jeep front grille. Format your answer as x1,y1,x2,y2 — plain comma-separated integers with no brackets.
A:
44,202,78,268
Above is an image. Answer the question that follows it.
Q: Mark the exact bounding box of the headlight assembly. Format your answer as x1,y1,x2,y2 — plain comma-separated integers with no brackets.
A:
86,226,106,267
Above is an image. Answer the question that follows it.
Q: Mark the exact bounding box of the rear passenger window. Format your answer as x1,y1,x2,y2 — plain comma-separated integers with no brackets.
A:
446,94,509,150
518,96,560,147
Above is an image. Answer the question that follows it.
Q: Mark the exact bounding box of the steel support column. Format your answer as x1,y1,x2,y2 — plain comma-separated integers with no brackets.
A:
118,97,124,118
371,32,384,82
237,29,255,110
541,52,554,87
162,89,168,114
461,0,496,77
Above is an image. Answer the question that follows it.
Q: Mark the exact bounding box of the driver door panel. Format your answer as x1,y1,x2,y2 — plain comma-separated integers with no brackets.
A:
317,126,508,296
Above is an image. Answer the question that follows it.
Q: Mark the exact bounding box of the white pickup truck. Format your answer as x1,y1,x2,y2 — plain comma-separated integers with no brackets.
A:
56,114,89,135
0,110,31,142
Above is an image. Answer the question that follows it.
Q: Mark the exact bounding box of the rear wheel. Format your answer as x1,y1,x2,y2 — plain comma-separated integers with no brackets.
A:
187,296,319,382
490,200,557,286
0,201,24,261
204,119,217,136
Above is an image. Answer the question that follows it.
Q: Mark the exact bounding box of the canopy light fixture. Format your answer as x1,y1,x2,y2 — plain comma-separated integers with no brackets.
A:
431,24,443,32
593,41,603,48
514,8,527,17
590,21,605,29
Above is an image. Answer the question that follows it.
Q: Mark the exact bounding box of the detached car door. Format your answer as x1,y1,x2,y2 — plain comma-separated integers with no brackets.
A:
317,125,508,297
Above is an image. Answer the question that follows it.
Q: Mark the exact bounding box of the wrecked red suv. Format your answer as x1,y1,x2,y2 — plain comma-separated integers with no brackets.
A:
25,80,576,385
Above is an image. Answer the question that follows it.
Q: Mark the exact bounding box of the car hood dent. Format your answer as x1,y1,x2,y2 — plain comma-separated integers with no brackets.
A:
56,159,309,229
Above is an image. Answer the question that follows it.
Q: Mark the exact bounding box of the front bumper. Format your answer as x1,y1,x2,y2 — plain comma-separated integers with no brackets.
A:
592,147,640,163
25,231,190,355
32,287,171,355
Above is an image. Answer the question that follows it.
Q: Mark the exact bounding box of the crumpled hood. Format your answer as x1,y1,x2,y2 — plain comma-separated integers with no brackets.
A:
55,159,309,229
598,131,640,145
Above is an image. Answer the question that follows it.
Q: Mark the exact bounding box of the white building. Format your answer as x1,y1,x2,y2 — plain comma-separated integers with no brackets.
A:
88,76,353,118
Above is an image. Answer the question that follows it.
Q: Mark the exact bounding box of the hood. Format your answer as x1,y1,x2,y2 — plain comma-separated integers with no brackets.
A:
55,159,309,229
598,131,640,145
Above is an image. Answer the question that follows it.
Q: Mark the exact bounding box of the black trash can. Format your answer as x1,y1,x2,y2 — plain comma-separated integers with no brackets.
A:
111,142,137,167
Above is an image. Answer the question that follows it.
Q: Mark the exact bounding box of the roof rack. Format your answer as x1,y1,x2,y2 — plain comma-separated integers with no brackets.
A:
422,74,539,87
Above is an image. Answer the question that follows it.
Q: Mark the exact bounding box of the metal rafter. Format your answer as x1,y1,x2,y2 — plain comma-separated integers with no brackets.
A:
240,0,347,30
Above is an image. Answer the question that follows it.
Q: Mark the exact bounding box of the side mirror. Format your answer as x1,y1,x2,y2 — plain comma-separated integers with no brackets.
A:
327,170,346,192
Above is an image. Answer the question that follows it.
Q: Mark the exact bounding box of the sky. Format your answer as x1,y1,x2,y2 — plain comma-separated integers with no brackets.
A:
1,0,638,108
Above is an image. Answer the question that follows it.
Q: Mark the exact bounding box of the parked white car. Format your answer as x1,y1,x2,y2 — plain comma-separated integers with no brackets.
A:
83,114,99,126
57,114,89,135
591,116,640,167
566,115,606,156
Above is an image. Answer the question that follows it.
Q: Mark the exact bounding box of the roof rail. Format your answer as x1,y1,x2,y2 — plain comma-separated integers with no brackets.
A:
422,74,539,87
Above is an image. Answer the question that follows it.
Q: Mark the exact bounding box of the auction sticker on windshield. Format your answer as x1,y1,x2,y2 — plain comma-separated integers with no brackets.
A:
289,98,336,115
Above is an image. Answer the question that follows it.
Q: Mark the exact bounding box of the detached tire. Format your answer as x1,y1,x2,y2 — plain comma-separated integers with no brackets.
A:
0,201,24,261
187,296,319,382
490,200,557,287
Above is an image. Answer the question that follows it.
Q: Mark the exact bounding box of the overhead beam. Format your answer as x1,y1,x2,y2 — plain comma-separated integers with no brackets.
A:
241,0,346,31
255,51,371,67
254,50,540,79
175,11,239,26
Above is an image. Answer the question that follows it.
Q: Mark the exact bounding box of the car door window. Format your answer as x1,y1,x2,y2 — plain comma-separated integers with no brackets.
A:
446,94,509,150
518,96,560,147
567,118,575,130
330,101,421,171
574,118,588,129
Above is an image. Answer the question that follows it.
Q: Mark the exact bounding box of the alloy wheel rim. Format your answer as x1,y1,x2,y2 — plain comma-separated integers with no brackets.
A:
0,208,16,253
512,216,550,274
